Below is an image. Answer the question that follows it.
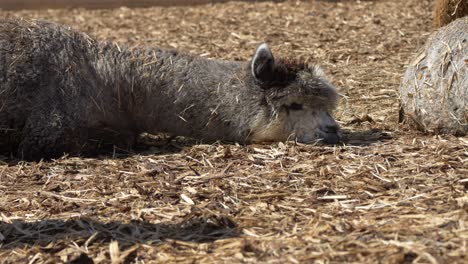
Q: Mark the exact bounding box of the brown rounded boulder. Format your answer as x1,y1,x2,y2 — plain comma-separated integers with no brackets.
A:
399,17,467,135
433,0,468,28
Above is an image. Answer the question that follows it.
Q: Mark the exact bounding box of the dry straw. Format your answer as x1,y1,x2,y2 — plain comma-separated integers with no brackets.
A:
0,0,467,263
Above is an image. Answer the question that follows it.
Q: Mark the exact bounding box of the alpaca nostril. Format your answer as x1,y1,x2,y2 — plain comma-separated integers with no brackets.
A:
324,125,338,134
323,133,341,144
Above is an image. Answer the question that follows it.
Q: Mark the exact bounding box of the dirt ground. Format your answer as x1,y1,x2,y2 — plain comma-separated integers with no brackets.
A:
0,0,467,263
0,0,273,10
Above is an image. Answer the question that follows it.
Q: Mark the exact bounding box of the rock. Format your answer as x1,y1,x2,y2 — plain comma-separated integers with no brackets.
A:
400,17,467,135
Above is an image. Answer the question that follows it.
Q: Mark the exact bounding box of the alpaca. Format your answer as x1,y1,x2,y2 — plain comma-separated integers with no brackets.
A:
0,18,341,159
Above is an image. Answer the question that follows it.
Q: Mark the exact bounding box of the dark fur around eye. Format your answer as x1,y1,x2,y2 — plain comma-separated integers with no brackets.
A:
287,103,303,111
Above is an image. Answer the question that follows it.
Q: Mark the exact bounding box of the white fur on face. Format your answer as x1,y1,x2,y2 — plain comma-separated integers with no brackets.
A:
288,109,339,143
248,109,290,142
248,106,340,144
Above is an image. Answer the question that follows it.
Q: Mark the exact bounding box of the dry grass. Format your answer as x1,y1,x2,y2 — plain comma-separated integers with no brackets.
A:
0,0,467,263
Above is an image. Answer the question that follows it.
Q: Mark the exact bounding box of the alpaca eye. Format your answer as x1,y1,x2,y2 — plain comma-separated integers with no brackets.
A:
288,103,303,111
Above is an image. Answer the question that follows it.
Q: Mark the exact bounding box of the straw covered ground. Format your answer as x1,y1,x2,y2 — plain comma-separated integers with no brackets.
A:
0,0,467,263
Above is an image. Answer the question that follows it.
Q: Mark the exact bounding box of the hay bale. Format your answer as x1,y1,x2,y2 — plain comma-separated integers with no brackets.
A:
399,17,467,135
433,0,468,28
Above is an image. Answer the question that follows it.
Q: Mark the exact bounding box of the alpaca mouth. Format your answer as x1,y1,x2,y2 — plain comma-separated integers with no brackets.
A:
295,130,341,145
318,131,341,144
317,123,341,144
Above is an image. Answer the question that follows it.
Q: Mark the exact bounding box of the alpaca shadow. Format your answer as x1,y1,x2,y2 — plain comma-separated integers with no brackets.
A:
103,134,199,159
0,129,392,163
0,134,198,163
340,128,393,146
0,213,239,250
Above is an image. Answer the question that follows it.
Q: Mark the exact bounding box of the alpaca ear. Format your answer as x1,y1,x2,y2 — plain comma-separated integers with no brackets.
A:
251,43,275,83
309,63,326,78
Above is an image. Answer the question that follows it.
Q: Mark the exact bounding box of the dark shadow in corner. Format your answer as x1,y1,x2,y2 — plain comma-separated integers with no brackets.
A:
340,128,393,146
0,213,239,250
